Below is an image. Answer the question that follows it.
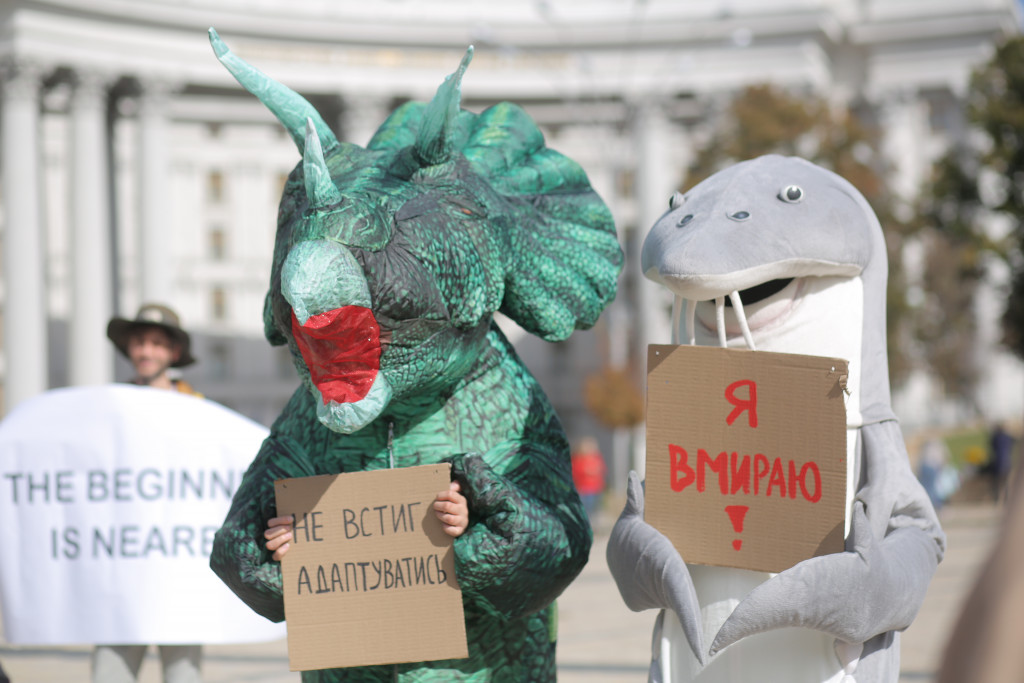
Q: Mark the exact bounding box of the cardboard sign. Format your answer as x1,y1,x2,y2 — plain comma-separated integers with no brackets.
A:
274,464,468,671
645,345,848,574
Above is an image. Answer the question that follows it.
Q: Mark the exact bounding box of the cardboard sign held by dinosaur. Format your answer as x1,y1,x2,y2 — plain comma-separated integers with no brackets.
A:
274,465,467,671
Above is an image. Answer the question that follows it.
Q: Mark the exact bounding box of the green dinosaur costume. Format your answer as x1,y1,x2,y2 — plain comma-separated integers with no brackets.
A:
206,30,623,682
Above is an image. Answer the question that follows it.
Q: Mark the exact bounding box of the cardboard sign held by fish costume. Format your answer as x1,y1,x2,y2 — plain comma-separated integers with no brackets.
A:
645,344,848,574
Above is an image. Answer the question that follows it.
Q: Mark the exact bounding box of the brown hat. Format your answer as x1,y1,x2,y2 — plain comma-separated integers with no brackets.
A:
107,303,196,368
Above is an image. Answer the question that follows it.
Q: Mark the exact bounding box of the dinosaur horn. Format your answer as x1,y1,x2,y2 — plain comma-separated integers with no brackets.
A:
208,28,339,155
303,118,343,209
414,45,473,166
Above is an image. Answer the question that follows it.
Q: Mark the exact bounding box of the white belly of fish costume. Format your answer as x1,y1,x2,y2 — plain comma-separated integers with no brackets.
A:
607,156,945,683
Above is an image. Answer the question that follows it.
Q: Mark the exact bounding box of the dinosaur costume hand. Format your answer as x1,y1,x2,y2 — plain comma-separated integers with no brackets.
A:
607,471,705,665
711,500,938,654
451,452,591,621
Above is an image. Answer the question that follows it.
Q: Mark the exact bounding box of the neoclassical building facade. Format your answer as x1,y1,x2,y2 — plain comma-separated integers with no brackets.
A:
1,0,1021,481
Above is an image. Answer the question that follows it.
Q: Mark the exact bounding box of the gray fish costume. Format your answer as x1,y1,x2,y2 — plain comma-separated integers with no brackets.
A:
607,155,945,682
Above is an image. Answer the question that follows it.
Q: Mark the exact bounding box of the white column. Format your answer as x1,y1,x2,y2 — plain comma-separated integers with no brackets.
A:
630,99,681,479
69,70,114,386
1,62,48,410
878,90,931,214
341,94,392,147
633,99,680,357
137,79,175,304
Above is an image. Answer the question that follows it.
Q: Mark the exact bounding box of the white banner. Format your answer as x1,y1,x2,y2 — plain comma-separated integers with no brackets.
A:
0,384,286,645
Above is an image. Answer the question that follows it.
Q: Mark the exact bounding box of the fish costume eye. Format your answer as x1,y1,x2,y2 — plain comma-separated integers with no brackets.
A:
779,185,804,203
669,191,687,210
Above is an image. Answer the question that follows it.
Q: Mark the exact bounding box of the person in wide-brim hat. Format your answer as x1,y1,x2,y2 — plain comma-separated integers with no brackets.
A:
99,305,203,677
107,303,196,368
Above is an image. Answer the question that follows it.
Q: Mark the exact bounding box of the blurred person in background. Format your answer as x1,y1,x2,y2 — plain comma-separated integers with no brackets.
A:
93,303,203,683
917,438,959,513
571,436,607,522
987,423,1015,502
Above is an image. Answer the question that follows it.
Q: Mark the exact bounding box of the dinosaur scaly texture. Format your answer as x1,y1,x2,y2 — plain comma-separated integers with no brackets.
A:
206,31,623,682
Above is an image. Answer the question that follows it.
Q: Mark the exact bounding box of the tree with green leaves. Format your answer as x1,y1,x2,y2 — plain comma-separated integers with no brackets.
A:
965,37,1024,358
917,36,1024,408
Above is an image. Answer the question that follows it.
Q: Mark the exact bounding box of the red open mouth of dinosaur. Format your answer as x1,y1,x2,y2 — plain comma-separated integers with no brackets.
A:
291,307,381,404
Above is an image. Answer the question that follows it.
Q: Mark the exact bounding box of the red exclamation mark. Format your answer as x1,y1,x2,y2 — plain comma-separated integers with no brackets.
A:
725,505,749,550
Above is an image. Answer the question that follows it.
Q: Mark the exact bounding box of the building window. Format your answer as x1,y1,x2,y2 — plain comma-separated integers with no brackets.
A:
209,226,226,261
212,287,227,321
208,170,224,204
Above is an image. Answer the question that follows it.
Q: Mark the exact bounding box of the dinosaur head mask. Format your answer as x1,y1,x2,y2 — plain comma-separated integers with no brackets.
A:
210,30,621,434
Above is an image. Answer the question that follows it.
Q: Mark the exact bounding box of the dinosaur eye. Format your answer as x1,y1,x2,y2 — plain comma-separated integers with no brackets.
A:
728,211,750,221
779,185,803,203
676,214,694,227
669,192,686,210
